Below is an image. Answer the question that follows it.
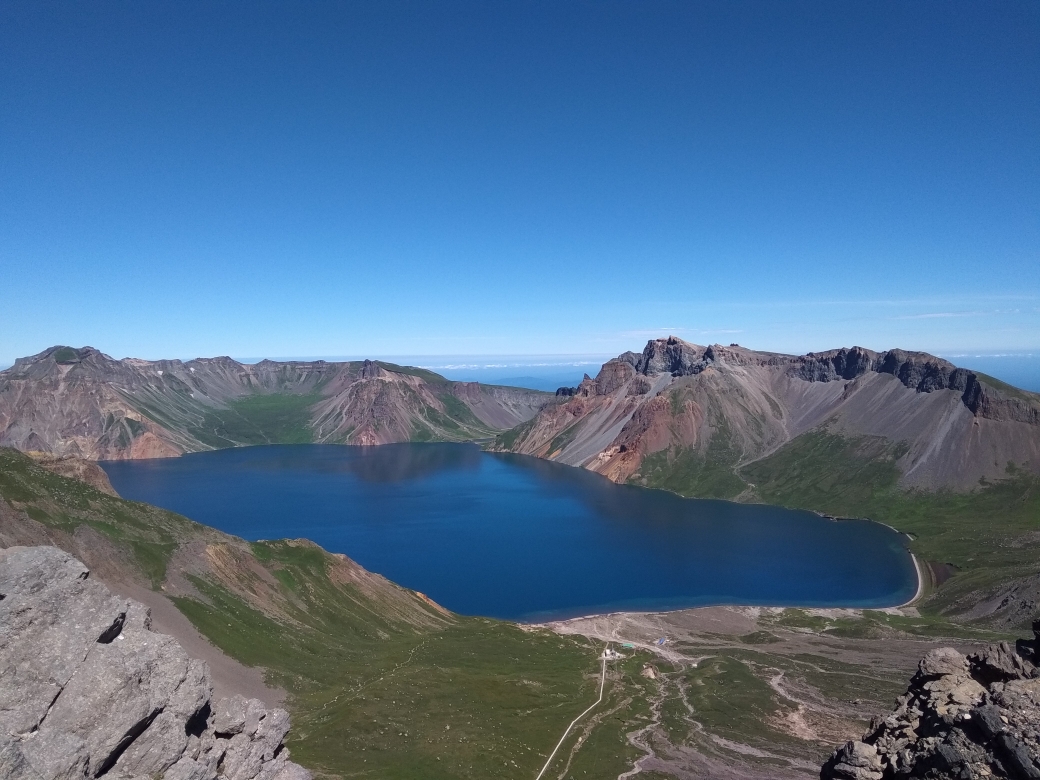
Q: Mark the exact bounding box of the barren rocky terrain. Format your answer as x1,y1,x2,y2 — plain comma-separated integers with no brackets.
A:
0,346,550,459
495,337,1040,493
538,605,1021,779
0,545,310,780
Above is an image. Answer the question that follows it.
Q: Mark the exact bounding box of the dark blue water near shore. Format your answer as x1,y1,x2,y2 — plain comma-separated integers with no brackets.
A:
102,444,917,621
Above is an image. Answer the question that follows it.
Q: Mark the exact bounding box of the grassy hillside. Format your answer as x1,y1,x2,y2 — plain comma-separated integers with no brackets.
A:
741,431,1040,624
187,393,322,448
629,427,1040,628
0,448,651,779
2,446,1020,778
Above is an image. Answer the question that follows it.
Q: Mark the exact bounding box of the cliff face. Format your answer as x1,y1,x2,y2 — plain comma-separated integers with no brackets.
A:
0,546,310,780
496,337,1040,492
821,629,1040,780
0,347,549,460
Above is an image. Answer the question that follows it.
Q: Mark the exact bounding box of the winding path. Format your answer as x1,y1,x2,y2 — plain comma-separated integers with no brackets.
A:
534,653,608,780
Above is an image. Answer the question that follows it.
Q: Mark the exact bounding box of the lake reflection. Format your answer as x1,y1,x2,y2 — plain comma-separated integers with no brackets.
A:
102,443,918,621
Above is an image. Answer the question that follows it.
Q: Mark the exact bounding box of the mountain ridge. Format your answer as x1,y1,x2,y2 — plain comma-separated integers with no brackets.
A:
0,346,551,460
495,336,1040,493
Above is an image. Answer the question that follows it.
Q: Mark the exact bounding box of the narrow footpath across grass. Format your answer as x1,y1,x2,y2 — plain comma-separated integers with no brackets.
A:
535,650,609,780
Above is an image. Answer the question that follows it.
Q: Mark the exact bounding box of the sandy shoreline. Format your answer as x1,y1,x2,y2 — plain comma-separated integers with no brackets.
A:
901,552,925,607
531,547,926,625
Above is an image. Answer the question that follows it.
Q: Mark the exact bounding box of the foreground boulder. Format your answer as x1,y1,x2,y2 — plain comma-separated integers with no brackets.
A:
0,546,310,780
822,625,1040,779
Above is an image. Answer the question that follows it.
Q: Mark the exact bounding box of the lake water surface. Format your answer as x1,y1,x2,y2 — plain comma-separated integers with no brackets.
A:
102,444,918,621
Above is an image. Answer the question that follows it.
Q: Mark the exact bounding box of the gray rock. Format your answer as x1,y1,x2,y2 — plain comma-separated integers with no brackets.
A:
0,736,35,780
263,761,312,780
213,696,266,738
996,733,1040,779
918,647,968,678
219,709,291,780
0,546,311,780
40,626,210,776
19,730,89,780
823,634,1040,779
164,755,217,780
0,546,130,736
970,641,1036,684
821,740,883,780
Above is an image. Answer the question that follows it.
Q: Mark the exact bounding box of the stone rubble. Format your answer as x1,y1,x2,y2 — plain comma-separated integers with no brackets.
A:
0,546,311,780
822,624,1040,779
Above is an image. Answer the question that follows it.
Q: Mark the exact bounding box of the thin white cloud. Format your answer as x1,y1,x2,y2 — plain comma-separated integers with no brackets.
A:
889,308,1022,321
618,328,744,338
890,311,983,320
638,295,1039,310
419,360,606,370
944,353,1037,359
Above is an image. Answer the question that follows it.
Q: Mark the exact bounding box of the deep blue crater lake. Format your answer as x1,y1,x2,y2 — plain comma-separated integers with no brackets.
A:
102,443,918,621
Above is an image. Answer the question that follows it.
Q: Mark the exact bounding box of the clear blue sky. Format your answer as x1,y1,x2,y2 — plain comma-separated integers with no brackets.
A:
1,1,1038,366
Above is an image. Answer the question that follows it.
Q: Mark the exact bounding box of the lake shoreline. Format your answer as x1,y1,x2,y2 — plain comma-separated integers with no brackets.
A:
103,442,921,622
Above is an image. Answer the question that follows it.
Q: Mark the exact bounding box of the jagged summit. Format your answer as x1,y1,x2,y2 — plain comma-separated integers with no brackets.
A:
496,336,1040,492
0,348,550,460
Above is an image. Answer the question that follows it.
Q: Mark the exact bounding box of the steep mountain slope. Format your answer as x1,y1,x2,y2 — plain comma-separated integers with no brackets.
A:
495,337,1040,494
0,447,652,779
2,448,1026,780
0,346,550,459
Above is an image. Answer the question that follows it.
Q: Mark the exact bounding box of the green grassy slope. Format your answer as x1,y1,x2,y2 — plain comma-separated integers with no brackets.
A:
741,431,1040,622
0,448,651,779
187,393,322,448
638,416,749,500
615,412,1040,627
0,447,185,587
171,566,610,779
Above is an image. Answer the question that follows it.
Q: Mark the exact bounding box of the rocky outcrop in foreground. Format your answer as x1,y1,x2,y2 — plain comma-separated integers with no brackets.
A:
822,626,1040,779
0,546,310,780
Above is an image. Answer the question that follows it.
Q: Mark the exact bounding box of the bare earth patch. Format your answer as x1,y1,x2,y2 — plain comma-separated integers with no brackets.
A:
536,605,999,779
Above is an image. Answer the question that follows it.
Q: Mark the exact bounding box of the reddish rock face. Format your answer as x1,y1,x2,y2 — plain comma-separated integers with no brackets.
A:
0,347,550,459
493,336,1040,492
27,453,119,495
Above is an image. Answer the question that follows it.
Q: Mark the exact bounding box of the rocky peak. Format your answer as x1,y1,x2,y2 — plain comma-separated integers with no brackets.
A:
789,348,1040,425
592,360,637,395
569,374,597,398
9,346,112,376
0,546,310,780
789,347,972,393
358,359,382,380
822,625,1040,779
634,337,709,377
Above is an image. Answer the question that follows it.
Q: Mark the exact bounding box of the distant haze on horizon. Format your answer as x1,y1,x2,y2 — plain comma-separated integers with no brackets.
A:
1,2,1037,368
3,345,1040,394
